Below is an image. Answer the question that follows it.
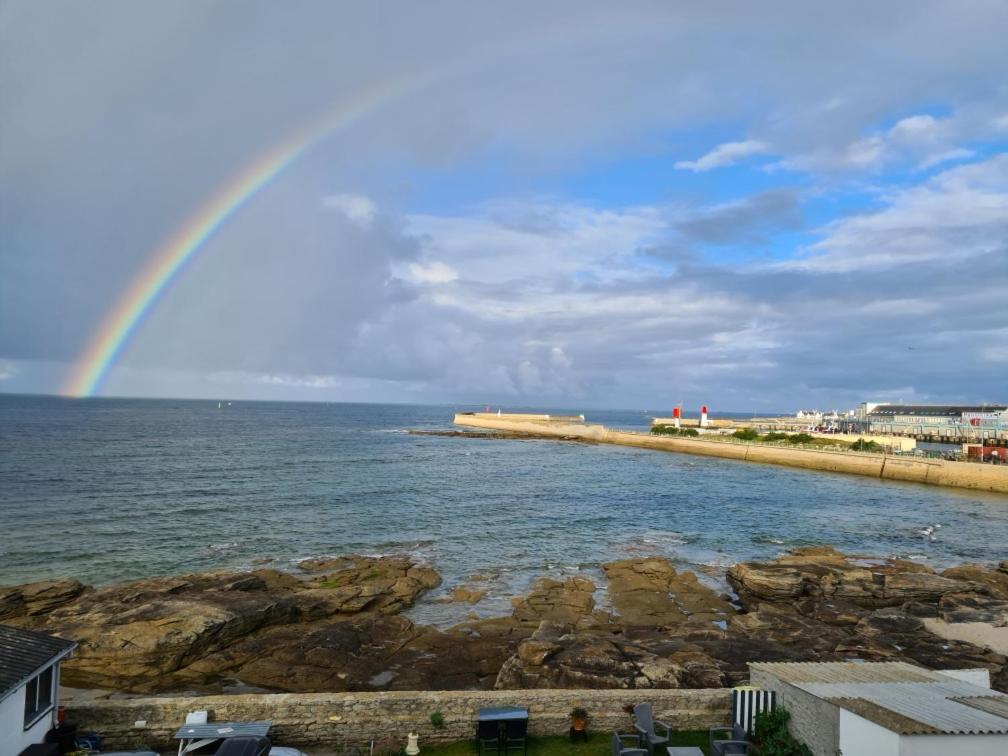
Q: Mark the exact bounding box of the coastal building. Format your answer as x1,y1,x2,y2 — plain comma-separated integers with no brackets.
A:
855,403,1008,443
751,661,1008,756
0,625,77,756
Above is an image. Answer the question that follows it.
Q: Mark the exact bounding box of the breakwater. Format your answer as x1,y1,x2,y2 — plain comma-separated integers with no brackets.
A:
454,414,1008,494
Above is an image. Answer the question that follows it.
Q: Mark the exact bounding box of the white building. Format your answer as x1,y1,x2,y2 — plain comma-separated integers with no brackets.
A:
751,661,1008,756
0,625,77,756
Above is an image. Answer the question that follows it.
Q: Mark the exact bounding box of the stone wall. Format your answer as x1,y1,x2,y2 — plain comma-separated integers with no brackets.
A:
453,414,1008,494
67,689,729,750
749,669,838,756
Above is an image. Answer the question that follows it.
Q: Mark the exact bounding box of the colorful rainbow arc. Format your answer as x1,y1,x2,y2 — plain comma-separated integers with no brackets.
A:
61,80,411,398
60,24,641,398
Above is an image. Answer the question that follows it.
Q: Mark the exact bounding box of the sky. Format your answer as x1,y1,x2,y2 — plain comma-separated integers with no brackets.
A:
1,1,1007,411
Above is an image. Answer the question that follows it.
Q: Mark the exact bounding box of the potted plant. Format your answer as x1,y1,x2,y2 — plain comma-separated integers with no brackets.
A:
570,706,589,741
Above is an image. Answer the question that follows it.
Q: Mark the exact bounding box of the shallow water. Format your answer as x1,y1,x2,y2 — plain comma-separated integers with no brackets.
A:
1,395,1006,626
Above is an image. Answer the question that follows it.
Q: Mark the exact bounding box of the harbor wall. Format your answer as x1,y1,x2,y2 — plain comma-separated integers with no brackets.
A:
65,688,728,749
453,415,1008,495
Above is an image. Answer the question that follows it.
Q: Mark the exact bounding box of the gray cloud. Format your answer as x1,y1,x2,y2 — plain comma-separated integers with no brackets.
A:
675,189,804,246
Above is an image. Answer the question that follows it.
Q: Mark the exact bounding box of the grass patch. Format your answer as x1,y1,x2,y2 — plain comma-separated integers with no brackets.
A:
418,731,711,756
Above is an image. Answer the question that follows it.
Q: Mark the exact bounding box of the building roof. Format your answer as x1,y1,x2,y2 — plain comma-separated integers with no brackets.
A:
0,624,77,703
751,662,1008,736
867,404,1007,417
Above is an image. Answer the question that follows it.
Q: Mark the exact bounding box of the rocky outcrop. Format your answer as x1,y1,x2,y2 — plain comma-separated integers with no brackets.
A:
6,556,442,692
0,578,86,620
727,547,1008,690
6,549,1007,694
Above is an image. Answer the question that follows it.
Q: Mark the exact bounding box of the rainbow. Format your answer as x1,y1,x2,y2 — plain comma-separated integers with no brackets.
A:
61,79,414,398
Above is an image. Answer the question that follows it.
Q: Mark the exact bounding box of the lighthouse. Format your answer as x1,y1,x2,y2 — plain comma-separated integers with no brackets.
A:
700,404,709,428
673,406,681,429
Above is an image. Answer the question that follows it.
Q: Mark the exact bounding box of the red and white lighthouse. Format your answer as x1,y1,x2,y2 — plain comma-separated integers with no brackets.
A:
673,405,681,429
700,404,709,428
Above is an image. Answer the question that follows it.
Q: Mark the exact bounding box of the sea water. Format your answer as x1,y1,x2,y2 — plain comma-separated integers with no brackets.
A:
1,395,1006,625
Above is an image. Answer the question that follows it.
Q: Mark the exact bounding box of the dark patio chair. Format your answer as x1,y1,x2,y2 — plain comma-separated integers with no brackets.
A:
709,723,749,755
612,731,647,756
213,737,272,756
477,719,502,756
632,703,671,756
502,718,527,756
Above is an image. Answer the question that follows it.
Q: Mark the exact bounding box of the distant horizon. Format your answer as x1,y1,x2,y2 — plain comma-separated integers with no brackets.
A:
5,389,1006,418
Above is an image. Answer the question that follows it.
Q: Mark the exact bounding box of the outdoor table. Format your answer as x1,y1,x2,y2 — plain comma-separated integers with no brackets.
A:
666,748,704,756
173,720,272,756
477,707,529,752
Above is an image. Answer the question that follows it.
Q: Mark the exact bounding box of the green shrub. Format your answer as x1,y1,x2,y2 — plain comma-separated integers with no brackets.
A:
763,432,789,442
733,428,760,441
752,707,812,756
651,424,676,435
850,438,881,452
680,428,699,437
789,433,813,444
430,710,445,729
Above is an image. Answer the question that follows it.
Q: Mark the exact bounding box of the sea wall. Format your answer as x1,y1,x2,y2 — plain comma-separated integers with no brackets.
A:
453,415,1008,494
65,688,729,749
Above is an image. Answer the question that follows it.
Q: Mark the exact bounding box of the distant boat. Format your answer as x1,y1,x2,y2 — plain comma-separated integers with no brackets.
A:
218,401,222,409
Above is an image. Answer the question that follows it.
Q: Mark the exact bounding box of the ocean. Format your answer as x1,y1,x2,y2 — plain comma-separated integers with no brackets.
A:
2,395,1006,626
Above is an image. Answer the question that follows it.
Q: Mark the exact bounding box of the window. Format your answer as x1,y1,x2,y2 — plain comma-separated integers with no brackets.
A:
23,664,55,728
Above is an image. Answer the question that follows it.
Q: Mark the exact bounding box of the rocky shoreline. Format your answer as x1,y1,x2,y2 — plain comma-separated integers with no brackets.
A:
2,548,1006,695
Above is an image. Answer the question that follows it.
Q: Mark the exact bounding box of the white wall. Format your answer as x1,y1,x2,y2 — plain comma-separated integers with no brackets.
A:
0,685,55,756
838,709,900,756
900,733,1008,756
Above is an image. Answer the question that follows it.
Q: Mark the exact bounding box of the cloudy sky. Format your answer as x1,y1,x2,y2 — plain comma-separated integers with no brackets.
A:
1,1,1006,411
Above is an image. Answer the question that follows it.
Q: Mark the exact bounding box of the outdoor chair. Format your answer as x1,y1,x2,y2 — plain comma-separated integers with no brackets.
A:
709,723,749,755
632,703,671,756
213,737,272,756
477,719,502,756
611,731,647,756
502,717,528,756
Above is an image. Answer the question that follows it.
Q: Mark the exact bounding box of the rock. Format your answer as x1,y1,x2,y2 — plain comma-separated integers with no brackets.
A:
511,576,595,625
13,557,442,692
728,549,982,611
0,579,86,620
942,564,1008,600
605,557,733,627
449,586,488,604
8,548,1008,695
937,593,1008,626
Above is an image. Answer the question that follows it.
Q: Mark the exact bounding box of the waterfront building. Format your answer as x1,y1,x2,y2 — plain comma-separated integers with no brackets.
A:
855,403,1008,443
0,625,77,756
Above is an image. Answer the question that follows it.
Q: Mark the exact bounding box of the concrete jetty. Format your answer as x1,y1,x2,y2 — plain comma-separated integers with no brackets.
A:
454,413,1008,495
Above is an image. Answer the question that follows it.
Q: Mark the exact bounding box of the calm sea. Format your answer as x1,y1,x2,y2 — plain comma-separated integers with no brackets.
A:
2,395,1006,625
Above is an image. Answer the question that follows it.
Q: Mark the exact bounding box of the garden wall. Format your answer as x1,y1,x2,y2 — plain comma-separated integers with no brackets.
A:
65,688,730,750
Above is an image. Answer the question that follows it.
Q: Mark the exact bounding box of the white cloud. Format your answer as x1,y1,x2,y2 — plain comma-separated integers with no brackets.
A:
786,153,1008,272
674,140,768,172
408,261,459,283
0,360,16,380
322,193,377,228
918,147,975,170
257,373,340,388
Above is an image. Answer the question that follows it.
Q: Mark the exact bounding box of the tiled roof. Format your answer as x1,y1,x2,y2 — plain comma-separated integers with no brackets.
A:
0,624,77,702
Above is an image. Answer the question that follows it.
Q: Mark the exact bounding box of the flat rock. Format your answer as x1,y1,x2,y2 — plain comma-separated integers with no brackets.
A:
605,557,733,627
511,576,596,626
